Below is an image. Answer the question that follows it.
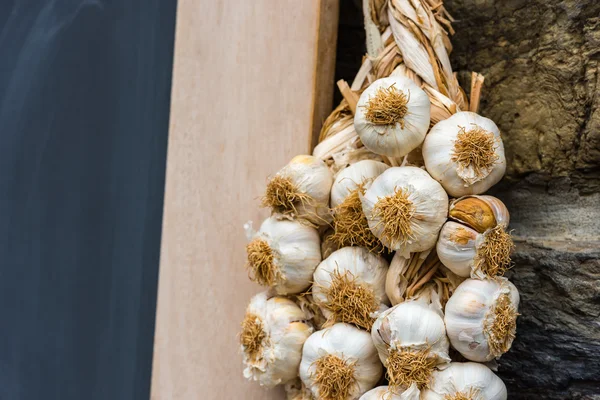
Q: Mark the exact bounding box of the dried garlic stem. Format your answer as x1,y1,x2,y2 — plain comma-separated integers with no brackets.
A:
485,293,519,358
364,84,409,126
386,347,436,390
372,188,415,248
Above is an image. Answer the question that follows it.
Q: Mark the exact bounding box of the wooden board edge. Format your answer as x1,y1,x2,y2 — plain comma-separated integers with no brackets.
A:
309,0,340,150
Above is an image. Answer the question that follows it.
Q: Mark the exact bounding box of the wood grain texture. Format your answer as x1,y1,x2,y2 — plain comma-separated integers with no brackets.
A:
150,1,339,399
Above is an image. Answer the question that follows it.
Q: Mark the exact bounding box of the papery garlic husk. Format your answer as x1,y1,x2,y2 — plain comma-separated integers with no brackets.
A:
422,112,506,197
262,155,333,225
385,250,465,307
330,160,389,252
359,384,420,400
445,278,520,362
241,291,313,387
300,323,383,400
371,299,450,391
421,362,507,400
361,166,448,256
354,76,431,157
285,378,316,400
437,196,514,279
246,216,321,294
312,247,390,330
293,292,328,330
331,160,390,208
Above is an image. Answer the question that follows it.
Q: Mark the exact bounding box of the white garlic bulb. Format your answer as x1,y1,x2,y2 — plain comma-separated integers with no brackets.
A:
421,362,507,400
312,247,390,330
354,76,431,157
300,323,383,400
422,111,506,197
437,196,513,278
361,166,448,256
285,378,315,400
371,300,450,390
241,291,313,387
263,155,333,225
359,384,420,400
331,160,389,208
246,216,321,294
445,278,520,362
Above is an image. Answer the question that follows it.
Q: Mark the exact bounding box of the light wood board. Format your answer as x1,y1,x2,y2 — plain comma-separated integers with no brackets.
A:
150,1,339,398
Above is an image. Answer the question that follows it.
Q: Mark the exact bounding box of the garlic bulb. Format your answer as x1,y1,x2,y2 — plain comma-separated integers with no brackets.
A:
371,300,450,390
300,323,383,400
437,196,514,278
330,161,389,252
361,166,448,256
331,160,389,208
354,76,431,157
421,362,507,400
262,155,333,225
241,291,313,387
246,216,321,294
445,278,520,362
359,384,420,400
312,247,390,330
422,111,506,197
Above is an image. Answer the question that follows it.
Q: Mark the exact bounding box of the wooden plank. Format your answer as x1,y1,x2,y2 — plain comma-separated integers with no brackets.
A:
150,1,339,399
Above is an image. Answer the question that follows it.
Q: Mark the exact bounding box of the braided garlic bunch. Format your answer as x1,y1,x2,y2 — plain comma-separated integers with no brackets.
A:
238,1,520,399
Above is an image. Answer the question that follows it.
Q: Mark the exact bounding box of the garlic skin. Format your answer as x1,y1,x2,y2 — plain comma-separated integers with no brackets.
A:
359,384,420,400
300,323,383,400
445,278,520,362
421,362,507,400
263,155,333,225
422,112,506,197
241,291,313,387
371,300,450,389
247,216,321,294
331,160,389,208
312,247,390,329
355,76,431,157
437,196,513,279
361,166,448,256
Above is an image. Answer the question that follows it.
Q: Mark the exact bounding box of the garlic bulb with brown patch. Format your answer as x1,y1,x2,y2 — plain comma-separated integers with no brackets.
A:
422,112,506,197
371,299,450,391
437,196,514,278
330,160,389,251
354,76,431,157
262,155,333,225
421,362,507,400
285,378,316,400
312,247,390,330
444,278,520,362
361,166,448,256
246,216,321,294
300,323,383,400
241,291,313,387
359,384,420,400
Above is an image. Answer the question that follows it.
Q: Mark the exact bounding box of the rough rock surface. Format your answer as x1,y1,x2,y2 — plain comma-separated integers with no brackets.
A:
336,0,600,398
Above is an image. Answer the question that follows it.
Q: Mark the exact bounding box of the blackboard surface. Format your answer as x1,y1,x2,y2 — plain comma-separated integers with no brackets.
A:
0,1,177,399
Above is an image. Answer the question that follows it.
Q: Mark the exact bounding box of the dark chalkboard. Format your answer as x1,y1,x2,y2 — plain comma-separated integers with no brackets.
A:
0,1,176,399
